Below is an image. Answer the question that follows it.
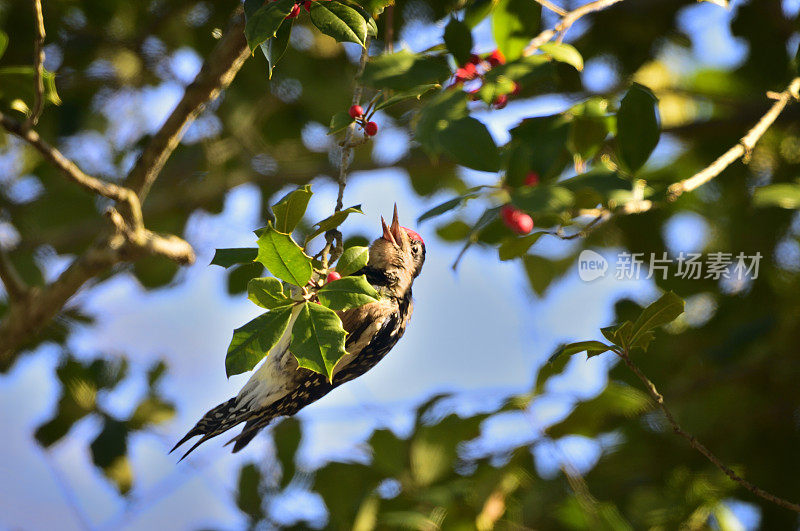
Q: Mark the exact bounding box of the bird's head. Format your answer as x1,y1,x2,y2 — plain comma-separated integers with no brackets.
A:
368,205,425,295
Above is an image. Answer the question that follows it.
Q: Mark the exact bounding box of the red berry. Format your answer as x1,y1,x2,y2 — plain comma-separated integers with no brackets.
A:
524,172,539,186
286,3,301,18
494,94,508,109
511,82,521,96
469,53,482,65
487,49,506,67
349,104,364,118
454,63,477,83
365,121,378,136
304,1,312,11
501,205,533,234
326,271,341,283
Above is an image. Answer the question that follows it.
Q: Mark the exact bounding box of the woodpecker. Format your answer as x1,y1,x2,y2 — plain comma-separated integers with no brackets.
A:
172,207,425,458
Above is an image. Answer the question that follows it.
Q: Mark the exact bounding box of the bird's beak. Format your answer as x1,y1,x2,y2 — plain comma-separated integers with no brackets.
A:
381,204,404,245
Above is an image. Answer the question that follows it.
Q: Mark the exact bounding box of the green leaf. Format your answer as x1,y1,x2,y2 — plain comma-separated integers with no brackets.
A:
414,89,469,153
273,418,301,487
417,188,485,223
464,0,494,28
256,224,313,287
361,50,451,91
540,42,584,71
236,463,265,521
498,232,545,261
374,84,439,111
548,340,613,363
492,0,542,62
245,0,295,52
329,111,355,134
318,275,380,310
272,184,313,233
226,306,295,377
629,291,684,346
306,205,364,242
262,16,293,79
210,248,259,268
248,277,294,309
616,83,661,174
0,31,7,60
444,18,473,66
310,1,369,47
512,185,574,213
508,114,571,179
90,420,132,494
340,0,379,37
452,207,500,268
335,246,369,276
439,117,500,172
535,352,570,395
290,302,348,381
128,396,175,430
753,183,800,209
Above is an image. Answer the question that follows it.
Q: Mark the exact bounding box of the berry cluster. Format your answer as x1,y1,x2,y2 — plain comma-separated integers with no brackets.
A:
501,172,539,234
451,50,519,109
349,104,379,137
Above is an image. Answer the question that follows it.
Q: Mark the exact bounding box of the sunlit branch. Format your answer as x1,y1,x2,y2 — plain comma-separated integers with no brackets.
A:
27,0,46,129
533,0,567,17
524,0,625,54
668,77,800,200
616,347,800,513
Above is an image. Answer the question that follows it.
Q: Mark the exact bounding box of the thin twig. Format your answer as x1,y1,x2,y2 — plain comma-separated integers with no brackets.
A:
534,0,568,16
320,36,372,268
385,5,394,53
616,348,800,513
668,77,800,200
524,0,624,55
0,248,28,302
27,0,46,129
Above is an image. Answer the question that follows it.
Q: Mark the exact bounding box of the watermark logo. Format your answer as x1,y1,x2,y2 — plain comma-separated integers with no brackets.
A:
578,250,608,282
577,250,762,282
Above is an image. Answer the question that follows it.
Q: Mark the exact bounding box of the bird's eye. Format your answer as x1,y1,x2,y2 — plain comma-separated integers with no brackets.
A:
411,244,419,256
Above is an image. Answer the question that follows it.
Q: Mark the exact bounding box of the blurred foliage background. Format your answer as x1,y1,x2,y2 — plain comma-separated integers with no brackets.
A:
2,0,800,529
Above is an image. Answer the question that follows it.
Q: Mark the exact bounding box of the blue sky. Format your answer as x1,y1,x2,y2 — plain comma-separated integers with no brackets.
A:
0,0,777,528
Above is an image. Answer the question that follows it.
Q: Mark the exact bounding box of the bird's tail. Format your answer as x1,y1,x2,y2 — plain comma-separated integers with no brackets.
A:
171,398,254,460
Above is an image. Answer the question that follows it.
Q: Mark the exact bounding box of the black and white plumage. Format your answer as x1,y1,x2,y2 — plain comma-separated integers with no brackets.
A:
172,208,425,459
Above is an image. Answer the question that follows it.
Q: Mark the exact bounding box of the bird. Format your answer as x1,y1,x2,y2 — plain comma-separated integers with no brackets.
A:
172,207,425,459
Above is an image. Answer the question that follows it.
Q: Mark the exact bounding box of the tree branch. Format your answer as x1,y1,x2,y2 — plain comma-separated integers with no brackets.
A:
124,9,250,201
533,0,567,17
616,348,800,513
0,7,251,369
668,77,800,200
0,248,28,302
27,0,46,129
524,0,625,55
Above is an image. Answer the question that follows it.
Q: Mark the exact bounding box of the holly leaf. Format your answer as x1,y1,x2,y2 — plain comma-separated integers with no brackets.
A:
539,42,584,71
248,277,294,309
492,0,542,62
439,117,500,172
262,17,293,79
548,340,613,363
256,224,313,287
498,232,545,261
329,111,355,134
290,302,348,381
310,1,369,47
629,291,684,346
272,185,313,233
444,17,473,66
211,248,258,268
753,183,800,209
418,188,485,223
306,205,364,242
317,275,380,310
335,246,370,276
226,306,295,377
245,0,295,52
237,463,265,521
616,83,661,174
361,49,451,91
374,84,439,111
